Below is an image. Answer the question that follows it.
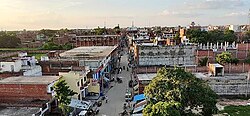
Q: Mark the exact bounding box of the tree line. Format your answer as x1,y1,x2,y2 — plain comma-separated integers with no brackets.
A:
186,29,237,44
0,31,20,48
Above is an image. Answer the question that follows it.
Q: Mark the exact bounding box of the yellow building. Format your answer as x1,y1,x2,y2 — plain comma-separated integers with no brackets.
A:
60,71,88,100
59,71,100,100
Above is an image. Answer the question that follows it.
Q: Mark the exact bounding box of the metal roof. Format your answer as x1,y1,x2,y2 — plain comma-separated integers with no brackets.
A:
137,73,157,81
60,46,117,60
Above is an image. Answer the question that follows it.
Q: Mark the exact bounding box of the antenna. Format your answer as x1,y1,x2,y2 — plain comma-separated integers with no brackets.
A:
132,21,134,27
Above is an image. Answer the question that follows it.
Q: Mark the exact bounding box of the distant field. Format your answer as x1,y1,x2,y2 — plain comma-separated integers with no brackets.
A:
0,48,39,51
28,53,46,60
219,105,250,116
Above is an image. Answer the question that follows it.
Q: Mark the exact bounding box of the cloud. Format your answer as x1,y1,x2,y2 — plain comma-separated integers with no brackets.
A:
159,10,203,18
186,0,244,10
225,11,247,17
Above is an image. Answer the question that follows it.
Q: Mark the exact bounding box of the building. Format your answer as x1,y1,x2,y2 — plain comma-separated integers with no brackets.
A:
135,73,156,94
59,46,118,73
195,72,250,96
229,25,241,32
42,46,118,95
134,44,196,73
208,63,224,76
75,35,120,47
16,30,37,45
0,60,22,73
39,60,80,75
60,71,90,100
0,76,59,106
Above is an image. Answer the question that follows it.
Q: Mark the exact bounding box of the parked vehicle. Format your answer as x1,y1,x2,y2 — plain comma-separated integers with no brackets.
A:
125,89,132,101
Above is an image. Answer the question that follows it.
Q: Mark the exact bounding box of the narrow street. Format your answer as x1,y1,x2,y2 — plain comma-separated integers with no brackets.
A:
97,51,132,116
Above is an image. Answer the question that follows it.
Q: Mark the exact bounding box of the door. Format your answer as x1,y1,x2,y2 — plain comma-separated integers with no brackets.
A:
11,65,14,72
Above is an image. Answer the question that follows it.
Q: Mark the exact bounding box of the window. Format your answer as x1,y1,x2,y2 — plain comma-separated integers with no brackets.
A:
77,81,79,86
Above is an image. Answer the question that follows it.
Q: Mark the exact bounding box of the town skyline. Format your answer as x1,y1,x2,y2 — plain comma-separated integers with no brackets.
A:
0,0,250,30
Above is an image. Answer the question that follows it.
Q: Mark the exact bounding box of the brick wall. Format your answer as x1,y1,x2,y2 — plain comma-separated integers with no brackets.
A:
0,72,22,78
39,60,79,75
0,84,51,106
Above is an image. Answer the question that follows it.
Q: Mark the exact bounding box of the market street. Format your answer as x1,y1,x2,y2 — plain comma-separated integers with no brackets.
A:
97,51,132,116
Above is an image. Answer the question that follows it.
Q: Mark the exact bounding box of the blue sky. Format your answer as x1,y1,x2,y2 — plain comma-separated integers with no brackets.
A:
0,0,249,30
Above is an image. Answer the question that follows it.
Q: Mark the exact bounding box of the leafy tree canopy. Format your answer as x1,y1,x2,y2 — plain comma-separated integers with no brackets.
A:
53,79,77,115
143,68,218,116
215,52,232,64
186,29,236,44
0,31,20,48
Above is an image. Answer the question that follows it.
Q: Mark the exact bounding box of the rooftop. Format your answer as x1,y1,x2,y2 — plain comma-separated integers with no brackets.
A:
137,73,157,81
0,76,59,84
59,46,117,60
210,63,224,68
68,98,92,110
76,35,119,38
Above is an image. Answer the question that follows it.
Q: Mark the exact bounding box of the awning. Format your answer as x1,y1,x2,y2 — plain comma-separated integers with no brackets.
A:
133,94,145,102
133,84,139,90
134,99,147,108
131,114,143,116
133,104,145,114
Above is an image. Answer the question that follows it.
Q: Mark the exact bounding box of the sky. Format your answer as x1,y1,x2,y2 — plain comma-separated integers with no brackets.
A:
0,0,249,30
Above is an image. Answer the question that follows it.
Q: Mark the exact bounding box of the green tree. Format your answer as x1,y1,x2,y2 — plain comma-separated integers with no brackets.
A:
230,58,239,65
223,29,236,43
243,30,250,42
0,31,21,48
143,68,218,116
114,24,121,34
199,57,208,66
53,79,77,116
94,26,107,35
215,52,232,65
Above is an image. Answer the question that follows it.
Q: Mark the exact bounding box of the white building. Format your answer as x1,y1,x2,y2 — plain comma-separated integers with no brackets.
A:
229,25,240,32
0,60,22,73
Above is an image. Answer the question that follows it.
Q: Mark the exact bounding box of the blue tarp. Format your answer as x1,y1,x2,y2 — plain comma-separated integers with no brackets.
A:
133,94,145,102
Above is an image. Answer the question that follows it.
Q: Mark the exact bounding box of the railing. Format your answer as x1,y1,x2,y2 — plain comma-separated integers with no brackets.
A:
32,103,49,116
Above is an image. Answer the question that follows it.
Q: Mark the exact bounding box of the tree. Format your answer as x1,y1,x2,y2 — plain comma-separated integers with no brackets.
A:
0,31,21,48
53,79,77,115
215,52,232,65
243,30,250,42
199,57,208,66
94,26,107,35
143,68,218,116
114,24,121,34
223,29,236,43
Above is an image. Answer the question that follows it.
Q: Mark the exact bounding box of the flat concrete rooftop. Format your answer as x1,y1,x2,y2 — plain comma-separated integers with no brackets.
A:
60,46,117,59
137,73,157,81
0,76,59,84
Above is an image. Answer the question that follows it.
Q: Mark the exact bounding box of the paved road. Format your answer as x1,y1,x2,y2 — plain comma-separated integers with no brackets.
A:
97,52,131,116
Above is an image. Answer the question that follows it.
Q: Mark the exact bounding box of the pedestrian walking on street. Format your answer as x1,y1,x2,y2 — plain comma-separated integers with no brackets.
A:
105,96,108,103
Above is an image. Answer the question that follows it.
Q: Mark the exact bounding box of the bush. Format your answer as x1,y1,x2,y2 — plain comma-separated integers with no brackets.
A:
245,58,250,64
230,58,239,65
199,57,208,66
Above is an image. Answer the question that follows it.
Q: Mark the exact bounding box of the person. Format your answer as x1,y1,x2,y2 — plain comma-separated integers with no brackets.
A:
105,96,108,103
119,67,122,73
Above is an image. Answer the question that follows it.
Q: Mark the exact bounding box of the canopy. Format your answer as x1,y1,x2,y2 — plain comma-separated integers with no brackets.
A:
133,94,145,102
133,104,145,114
